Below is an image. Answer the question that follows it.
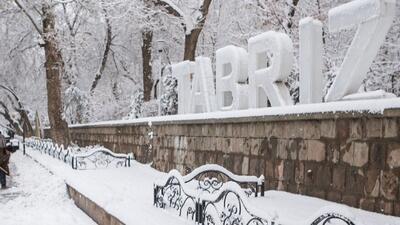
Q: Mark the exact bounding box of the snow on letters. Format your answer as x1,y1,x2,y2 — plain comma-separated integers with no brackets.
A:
190,57,216,113
299,17,323,104
216,45,249,111
173,0,396,114
325,0,396,101
248,31,294,108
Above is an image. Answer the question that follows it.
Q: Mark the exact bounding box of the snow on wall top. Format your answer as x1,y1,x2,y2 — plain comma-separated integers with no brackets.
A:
68,98,400,128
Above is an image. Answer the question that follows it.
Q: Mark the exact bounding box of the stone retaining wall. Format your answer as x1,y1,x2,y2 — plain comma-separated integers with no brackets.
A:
57,109,400,216
67,184,124,225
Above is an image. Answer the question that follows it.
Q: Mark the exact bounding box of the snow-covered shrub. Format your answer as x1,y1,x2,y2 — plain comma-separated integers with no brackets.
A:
64,86,90,124
126,90,144,119
160,74,178,115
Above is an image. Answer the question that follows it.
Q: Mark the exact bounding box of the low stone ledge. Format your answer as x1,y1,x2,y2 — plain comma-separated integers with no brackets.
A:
67,184,125,225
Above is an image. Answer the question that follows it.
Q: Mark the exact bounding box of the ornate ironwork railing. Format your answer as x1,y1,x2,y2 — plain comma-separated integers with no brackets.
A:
154,166,357,225
25,138,133,170
72,148,133,170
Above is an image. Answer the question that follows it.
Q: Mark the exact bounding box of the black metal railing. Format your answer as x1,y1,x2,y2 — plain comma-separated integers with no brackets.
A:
72,147,132,170
25,137,133,170
154,165,357,225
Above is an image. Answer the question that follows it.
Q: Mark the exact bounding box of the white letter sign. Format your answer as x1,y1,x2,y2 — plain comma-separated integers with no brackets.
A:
172,61,195,114
325,0,396,101
190,57,216,113
216,45,249,111
299,17,323,104
248,31,294,108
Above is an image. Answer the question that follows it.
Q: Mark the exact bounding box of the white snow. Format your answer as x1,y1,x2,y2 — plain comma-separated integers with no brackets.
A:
23,147,400,225
299,17,323,104
24,147,189,225
191,56,217,113
216,45,249,111
342,90,397,101
69,98,400,128
0,151,96,225
248,31,294,107
328,0,381,32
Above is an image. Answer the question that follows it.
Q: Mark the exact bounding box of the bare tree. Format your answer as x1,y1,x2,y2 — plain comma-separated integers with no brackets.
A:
14,0,69,145
152,0,213,61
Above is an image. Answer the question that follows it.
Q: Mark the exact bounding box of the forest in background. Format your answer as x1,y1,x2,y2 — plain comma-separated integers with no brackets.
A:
0,0,399,145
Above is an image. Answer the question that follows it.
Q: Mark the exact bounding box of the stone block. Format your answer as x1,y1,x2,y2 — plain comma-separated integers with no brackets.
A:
376,200,393,215
276,139,288,159
295,162,305,184
365,169,380,198
262,138,277,160
299,140,325,162
345,167,365,195
304,162,317,186
254,123,268,138
380,171,399,201
394,202,400,217
327,191,342,202
332,165,346,192
283,160,295,183
360,198,375,212
336,119,350,140
232,124,242,137
233,155,243,174
249,138,261,156
242,156,249,175
326,141,340,163
366,118,383,138
303,121,321,139
307,189,325,199
315,165,331,188
342,194,358,207
321,120,336,138
307,140,326,162
342,142,369,167
285,121,304,138
387,143,400,169
350,119,363,139
384,118,398,138
369,142,386,168
287,139,298,160
271,122,285,137
265,160,275,178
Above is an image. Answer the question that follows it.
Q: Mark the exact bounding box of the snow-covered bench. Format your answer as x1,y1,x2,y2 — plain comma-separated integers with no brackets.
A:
25,138,133,170
71,147,133,170
154,165,357,225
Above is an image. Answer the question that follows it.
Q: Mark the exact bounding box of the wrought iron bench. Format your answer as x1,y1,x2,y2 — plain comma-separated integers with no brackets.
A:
154,165,357,225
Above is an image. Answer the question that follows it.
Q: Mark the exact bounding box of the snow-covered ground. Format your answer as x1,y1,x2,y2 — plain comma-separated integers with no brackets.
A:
0,151,95,225
23,147,400,225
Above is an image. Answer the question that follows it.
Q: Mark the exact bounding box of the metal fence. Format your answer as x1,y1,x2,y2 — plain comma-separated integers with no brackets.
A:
26,137,134,170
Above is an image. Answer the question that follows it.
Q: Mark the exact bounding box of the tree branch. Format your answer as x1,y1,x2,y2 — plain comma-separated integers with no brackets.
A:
90,3,112,94
13,0,43,36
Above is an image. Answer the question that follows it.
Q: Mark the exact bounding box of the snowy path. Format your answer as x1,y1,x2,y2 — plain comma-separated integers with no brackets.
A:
0,151,96,225
24,147,400,225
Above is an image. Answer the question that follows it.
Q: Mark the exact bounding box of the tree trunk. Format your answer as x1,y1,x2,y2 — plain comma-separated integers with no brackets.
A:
183,29,203,61
183,0,212,61
42,4,70,146
142,30,154,102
